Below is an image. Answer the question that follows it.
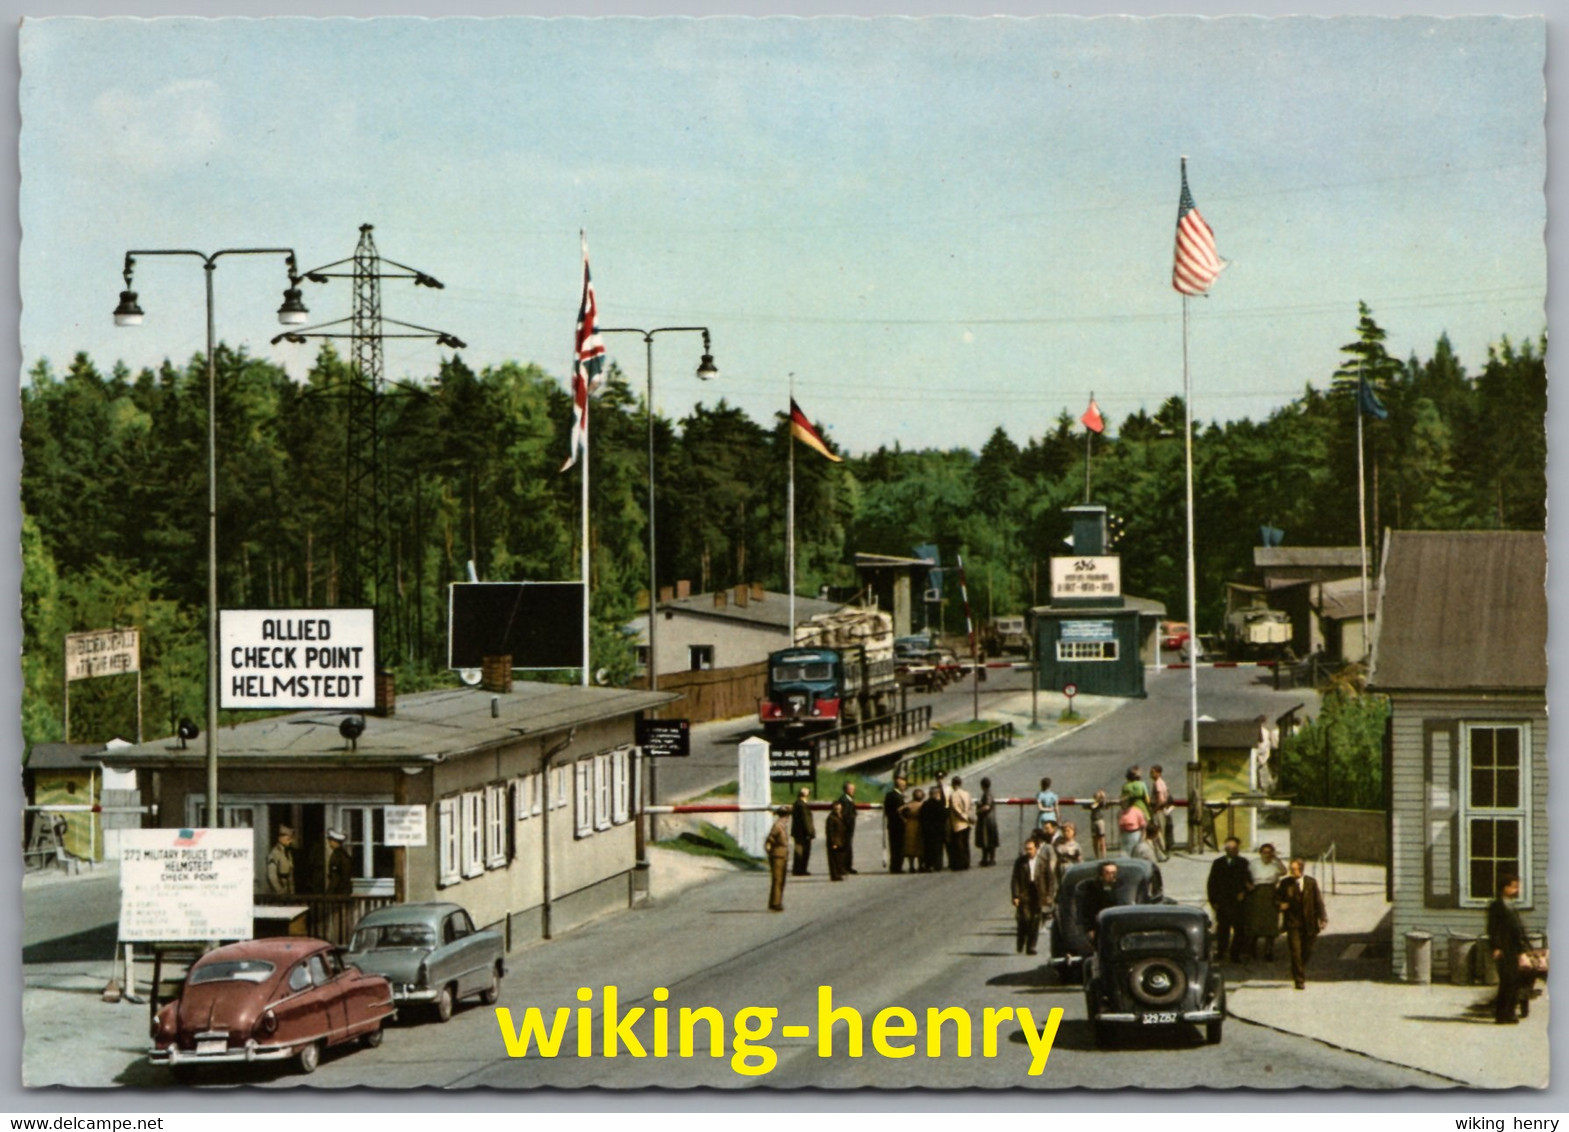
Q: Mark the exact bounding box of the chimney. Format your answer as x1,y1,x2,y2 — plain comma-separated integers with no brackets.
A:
659,585,674,604
751,583,765,602
734,584,749,608
374,671,396,717
676,579,691,599
481,655,513,694
714,590,728,609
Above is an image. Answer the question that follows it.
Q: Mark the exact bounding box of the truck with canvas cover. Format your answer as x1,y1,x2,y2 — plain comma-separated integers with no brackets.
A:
760,608,896,737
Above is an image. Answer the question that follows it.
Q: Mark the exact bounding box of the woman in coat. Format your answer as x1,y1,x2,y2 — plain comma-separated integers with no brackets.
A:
1246,841,1287,960
900,789,926,873
974,777,1001,867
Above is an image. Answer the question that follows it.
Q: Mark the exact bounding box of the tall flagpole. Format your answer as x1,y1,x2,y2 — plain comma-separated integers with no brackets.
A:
1356,360,1370,661
1084,389,1094,503
1183,295,1200,787
581,391,591,686
788,373,796,635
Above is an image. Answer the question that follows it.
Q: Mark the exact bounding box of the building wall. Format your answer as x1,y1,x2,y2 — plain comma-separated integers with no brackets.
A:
653,609,790,678
1035,610,1146,698
1388,691,1547,979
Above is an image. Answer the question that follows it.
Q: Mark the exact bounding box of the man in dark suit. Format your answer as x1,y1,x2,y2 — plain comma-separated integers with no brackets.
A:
1010,839,1055,955
1082,860,1121,948
1275,857,1327,989
835,783,859,873
1206,837,1253,962
790,787,815,876
825,801,849,881
883,776,908,873
919,781,948,872
1489,873,1532,1023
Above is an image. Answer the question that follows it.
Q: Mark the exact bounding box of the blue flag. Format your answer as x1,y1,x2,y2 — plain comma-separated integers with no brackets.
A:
1357,376,1388,420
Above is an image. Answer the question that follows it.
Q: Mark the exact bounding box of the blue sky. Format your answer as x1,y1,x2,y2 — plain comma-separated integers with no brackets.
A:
19,15,1545,455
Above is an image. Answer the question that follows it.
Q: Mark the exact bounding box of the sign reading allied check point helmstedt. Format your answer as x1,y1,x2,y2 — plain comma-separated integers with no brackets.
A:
220,608,376,710
119,828,254,942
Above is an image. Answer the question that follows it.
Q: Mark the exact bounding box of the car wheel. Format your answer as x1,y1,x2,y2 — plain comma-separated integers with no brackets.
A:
481,966,502,1006
1127,957,1188,1007
296,1040,322,1075
1205,1018,1223,1045
362,1025,384,1049
434,984,454,1023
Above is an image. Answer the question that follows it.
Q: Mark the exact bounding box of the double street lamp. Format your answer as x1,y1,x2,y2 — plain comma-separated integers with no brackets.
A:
114,248,308,827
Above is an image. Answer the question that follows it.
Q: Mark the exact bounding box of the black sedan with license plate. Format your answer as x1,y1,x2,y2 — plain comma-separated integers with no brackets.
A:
1082,903,1226,1046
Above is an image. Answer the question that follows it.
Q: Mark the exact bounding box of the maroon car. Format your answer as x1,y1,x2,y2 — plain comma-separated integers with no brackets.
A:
150,937,395,1075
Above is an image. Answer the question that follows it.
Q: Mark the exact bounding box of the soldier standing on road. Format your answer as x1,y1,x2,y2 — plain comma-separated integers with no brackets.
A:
266,825,296,895
1207,837,1252,963
765,807,791,911
883,776,908,873
1489,873,1532,1023
947,776,973,870
791,787,816,877
835,782,859,874
1011,838,1055,956
325,828,354,896
825,801,850,882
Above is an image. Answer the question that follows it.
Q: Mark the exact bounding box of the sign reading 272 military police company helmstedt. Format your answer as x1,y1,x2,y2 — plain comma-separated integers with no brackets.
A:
220,609,376,710
119,828,254,942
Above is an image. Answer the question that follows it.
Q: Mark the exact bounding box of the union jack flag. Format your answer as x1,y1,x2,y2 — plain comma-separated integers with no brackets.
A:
1172,159,1226,297
561,233,606,472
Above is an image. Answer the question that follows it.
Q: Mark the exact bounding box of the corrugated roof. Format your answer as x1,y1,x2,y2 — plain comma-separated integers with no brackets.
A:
1255,547,1364,569
1369,531,1546,691
657,589,842,630
1319,577,1378,622
1182,719,1267,748
97,682,678,771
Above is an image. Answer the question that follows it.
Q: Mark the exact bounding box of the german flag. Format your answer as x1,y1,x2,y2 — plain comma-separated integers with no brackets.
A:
789,398,843,462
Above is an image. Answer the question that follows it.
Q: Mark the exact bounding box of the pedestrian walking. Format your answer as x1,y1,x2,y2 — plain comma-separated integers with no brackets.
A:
835,782,859,873
1207,837,1252,963
1488,873,1533,1023
1275,857,1326,988
1117,796,1148,855
765,806,791,911
1053,821,1084,884
791,787,816,876
947,775,973,870
974,777,1001,866
1010,839,1055,956
1035,777,1059,830
883,776,908,873
1246,842,1286,960
1120,766,1151,823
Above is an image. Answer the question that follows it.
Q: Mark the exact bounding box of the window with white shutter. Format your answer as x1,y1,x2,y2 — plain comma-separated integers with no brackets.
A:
485,783,508,868
574,759,594,838
612,748,631,825
437,798,461,887
461,791,484,878
594,754,613,831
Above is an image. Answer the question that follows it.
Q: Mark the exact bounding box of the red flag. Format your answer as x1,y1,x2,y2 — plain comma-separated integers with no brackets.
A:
561,233,605,472
1081,397,1105,434
1173,158,1226,296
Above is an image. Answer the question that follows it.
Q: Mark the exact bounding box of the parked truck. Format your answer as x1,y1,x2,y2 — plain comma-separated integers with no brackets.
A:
1225,607,1292,659
981,615,1030,657
759,608,897,737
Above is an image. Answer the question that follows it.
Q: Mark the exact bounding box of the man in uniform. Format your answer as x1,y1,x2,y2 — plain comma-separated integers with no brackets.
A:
791,787,816,876
326,828,354,896
266,825,296,895
765,806,792,911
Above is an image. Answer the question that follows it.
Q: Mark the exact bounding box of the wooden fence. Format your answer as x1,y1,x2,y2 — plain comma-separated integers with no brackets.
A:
633,661,767,723
255,892,397,946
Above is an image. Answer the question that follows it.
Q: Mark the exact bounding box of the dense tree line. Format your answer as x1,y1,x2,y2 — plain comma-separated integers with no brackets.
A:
19,307,1545,751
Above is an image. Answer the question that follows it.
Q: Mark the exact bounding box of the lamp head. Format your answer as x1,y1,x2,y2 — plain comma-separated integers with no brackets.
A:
113,291,144,327
277,287,310,326
696,353,718,380
437,333,467,350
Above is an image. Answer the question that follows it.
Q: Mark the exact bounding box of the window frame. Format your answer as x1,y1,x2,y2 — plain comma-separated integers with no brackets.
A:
1459,721,1532,908
574,759,594,838
1056,639,1119,662
460,790,485,879
485,782,509,869
437,797,461,887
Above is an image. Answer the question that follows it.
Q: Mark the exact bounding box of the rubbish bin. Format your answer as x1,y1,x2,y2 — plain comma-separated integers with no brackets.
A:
1405,930,1433,985
1476,942,1499,986
1448,933,1477,985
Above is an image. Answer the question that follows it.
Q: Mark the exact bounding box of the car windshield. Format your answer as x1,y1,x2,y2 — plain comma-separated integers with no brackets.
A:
188,959,276,985
352,924,436,950
1118,929,1189,953
773,662,832,683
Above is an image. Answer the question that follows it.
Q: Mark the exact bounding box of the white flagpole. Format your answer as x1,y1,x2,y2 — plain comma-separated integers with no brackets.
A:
579,233,591,688
1356,360,1370,662
788,374,796,636
1084,390,1094,504
1183,294,1200,794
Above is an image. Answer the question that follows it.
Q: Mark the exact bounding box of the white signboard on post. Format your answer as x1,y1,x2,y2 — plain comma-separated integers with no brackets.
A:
119,828,254,942
220,608,376,709
64,628,140,681
383,805,428,847
1050,555,1122,600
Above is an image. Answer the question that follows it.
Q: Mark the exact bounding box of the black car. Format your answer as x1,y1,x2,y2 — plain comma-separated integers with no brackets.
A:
1048,856,1169,971
1082,903,1226,1045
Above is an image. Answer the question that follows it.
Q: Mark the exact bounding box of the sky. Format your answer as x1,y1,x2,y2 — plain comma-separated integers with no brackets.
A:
18,15,1546,456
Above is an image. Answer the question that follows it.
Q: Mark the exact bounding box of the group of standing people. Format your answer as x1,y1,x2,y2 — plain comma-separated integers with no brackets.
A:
884,772,997,873
1207,837,1326,989
266,824,355,897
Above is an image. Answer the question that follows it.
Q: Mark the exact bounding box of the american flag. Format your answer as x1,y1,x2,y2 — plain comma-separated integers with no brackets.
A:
561,233,606,472
1172,159,1226,296
174,829,204,847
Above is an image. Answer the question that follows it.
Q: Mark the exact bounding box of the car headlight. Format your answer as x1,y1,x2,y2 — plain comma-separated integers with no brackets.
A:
259,1010,277,1036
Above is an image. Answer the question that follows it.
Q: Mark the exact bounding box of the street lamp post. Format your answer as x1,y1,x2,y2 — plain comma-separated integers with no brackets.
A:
598,326,716,841
115,248,306,828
